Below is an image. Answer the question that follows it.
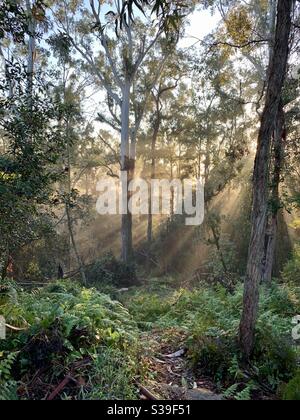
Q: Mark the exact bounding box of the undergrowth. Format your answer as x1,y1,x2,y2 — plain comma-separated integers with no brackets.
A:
1,277,300,400
124,281,300,399
0,280,140,400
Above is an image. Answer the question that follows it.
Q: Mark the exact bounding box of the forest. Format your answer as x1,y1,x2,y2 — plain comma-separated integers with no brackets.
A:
0,0,300,402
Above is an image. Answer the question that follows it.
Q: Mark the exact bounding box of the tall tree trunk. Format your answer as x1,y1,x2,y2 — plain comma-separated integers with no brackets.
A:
65,123,87,285
203,137,228,275
263,101,286,284
66,204,87,285
268,0,277,62
239,0,292,359
121,80,134,263
147,100,161,245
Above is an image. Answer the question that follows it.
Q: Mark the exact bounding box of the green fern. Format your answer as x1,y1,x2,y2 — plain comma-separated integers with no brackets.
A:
0,352,19,401
235,384,254,401
0,352,18,381
223,383,239,399
223,383,254,400
0,381,18,401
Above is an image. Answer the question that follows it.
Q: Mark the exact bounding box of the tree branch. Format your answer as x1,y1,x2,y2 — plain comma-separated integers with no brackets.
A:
211,38,269,50
59,25,122,107
99,133,121,165
90,0,123,88
97,112,121,132
101,162,120,179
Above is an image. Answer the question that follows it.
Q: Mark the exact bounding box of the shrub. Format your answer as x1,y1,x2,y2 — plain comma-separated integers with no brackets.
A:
189,335,239,384
259,283,300,317
252,326,297,390
0,352,18,400
282,245,300,285
125,282,300,396
85,253,138,289
124,290,174,329
186,285,299,393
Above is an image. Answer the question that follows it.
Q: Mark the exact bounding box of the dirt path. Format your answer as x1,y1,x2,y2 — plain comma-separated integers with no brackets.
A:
139,328,222,400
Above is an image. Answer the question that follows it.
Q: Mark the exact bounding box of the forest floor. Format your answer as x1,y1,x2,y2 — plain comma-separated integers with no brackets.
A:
2,279,298,400
136,327,279,401
138,328,222,400
120,282,294,401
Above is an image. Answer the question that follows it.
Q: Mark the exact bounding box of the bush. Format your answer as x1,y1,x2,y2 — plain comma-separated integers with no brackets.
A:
85,253,138,289
252,326,297,390
189,335,239,384
282,245,300,285
0,280,140,400
283,371,300,400
124,282,300,396
260,283,300,317
187,285,299,393
124,290,174,329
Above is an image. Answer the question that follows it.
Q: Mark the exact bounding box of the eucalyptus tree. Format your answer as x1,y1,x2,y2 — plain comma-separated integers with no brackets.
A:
214,0,299,285
54,0,180,263
212,0,297,356
239,0,293,358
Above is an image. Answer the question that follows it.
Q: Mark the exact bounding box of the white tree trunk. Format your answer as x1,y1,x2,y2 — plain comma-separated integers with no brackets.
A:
120,80,134,263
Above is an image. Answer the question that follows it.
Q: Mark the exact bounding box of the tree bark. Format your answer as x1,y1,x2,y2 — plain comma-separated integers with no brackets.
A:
66,204,87,285
268,0,277,62
65,117,87,285
121,80,134,264
263,101,286,284
239,0,292,359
